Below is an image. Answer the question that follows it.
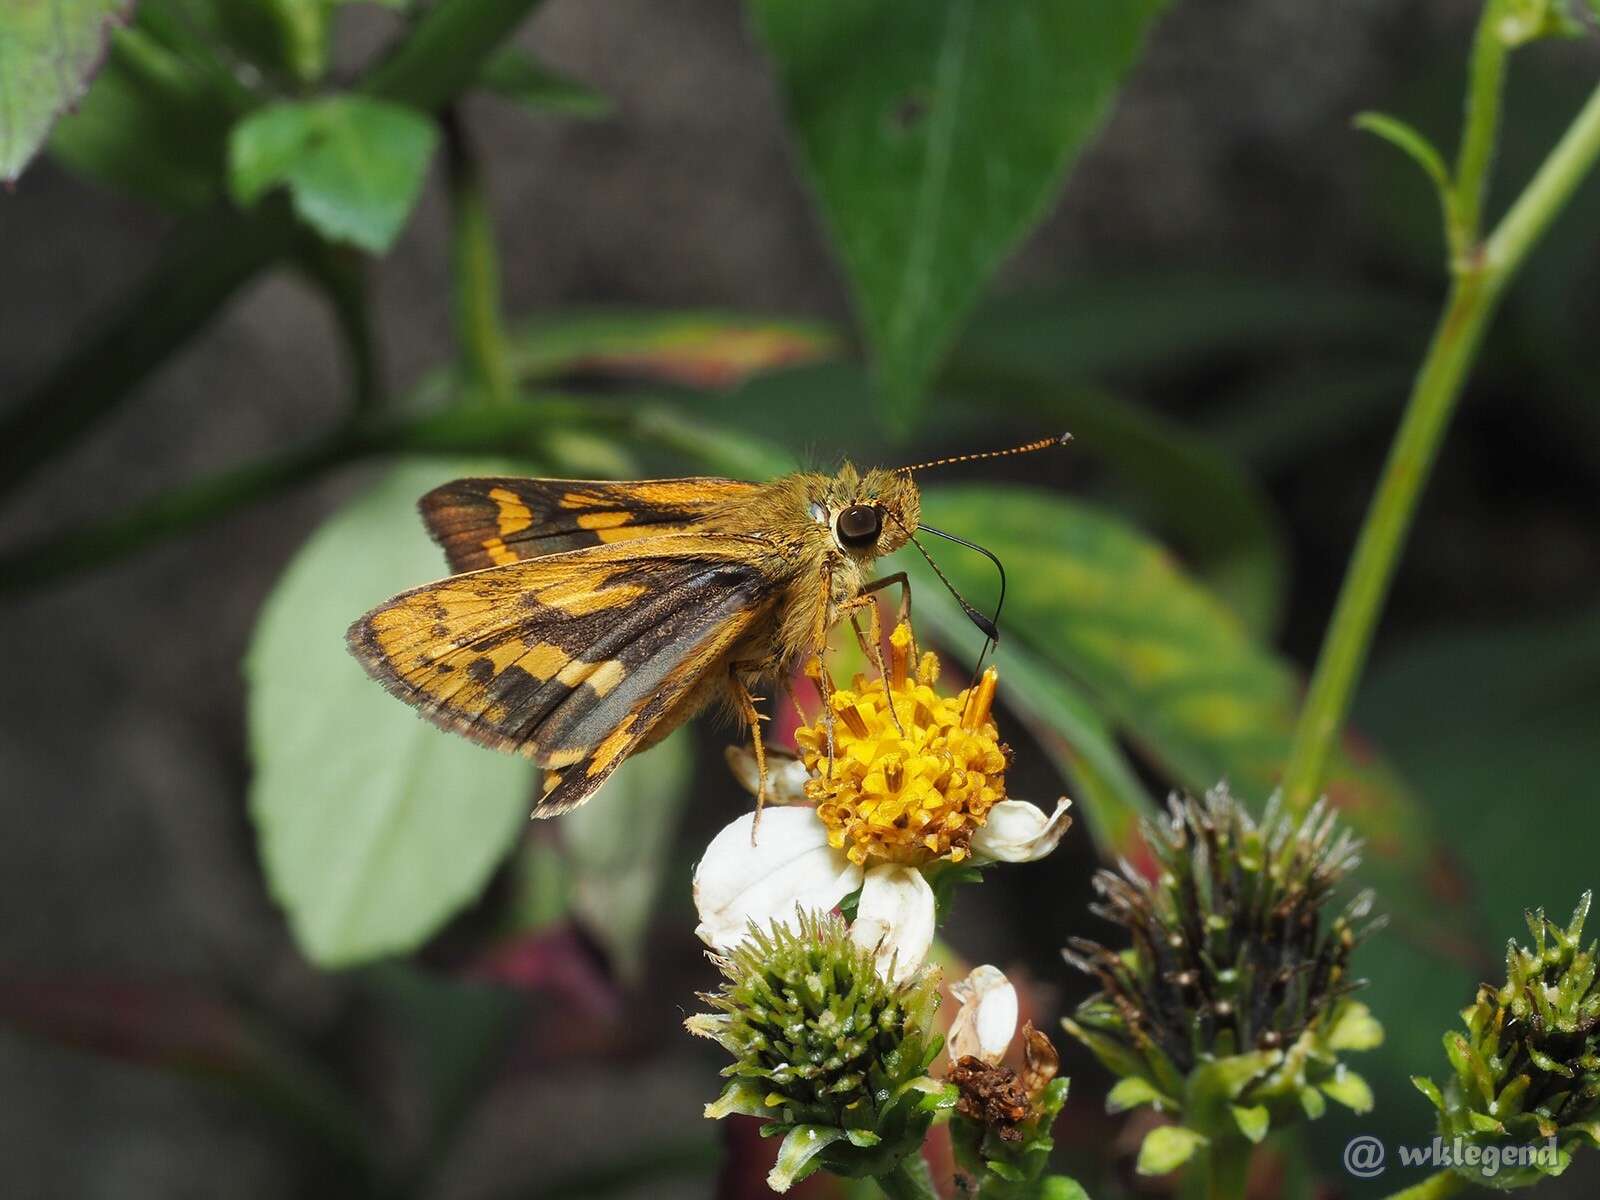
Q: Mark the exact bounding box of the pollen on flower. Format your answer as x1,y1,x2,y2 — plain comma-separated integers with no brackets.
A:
794,621,1009,866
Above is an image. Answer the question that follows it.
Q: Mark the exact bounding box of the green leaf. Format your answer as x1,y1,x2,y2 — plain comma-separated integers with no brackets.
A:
0,0,134,181
909,486,1458,944
1326,1001,1385,1052
1319,1068,1375,1114
229,95,438,252
747,0,1171,429
1038,1178,1090,1200
562,728,692,980
247,459,538,966
1135,1125,1207,1176
1353,112,1452,195
933,374,1289,635
1106,1076,1164,1114
913,584,1156,860
1231,1104,1270,1144
479,46,612,118
768,1125,846,1192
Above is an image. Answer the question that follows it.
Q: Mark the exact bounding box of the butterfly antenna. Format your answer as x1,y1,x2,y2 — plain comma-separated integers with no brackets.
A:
885,512,1001,677
919,523,1007,678
897,431,1071,475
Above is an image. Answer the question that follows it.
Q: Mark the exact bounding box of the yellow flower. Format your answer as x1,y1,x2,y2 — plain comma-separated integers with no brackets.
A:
794,622,1009,867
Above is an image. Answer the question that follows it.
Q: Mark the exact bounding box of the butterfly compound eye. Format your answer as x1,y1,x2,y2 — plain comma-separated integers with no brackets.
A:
835,504,882,549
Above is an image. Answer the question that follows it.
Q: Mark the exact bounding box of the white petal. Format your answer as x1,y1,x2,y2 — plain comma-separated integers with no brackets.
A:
723,745,811,805
947,965,1018,1065
970,798,1074,863
850,864,936,985
693,807,861,950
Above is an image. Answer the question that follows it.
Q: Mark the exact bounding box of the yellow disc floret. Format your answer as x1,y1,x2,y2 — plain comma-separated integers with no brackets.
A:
794,622,1008,866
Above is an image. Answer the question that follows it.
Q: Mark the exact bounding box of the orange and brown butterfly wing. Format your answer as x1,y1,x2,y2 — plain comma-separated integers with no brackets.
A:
419,476,761,573
347,535,777,815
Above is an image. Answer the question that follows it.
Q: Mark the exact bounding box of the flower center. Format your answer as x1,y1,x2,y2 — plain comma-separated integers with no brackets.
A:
794,622,1008,866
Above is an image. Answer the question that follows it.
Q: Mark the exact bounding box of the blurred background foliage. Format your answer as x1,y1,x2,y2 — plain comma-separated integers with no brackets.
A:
1,1,1598,1197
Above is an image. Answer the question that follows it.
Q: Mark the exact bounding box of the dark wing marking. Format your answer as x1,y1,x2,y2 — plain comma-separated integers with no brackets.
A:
347,536,776,814
419,476,761,573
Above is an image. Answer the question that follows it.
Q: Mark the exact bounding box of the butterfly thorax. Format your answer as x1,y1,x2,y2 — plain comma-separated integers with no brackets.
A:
700,464,921,677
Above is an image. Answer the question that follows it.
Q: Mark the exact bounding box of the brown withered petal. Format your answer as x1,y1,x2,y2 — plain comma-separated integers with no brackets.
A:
949,1055,1032,1143
1019,1022,1060,1101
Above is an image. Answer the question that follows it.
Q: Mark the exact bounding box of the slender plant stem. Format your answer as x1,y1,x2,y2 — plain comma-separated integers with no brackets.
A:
444,110,515,407
1204,1137,1252,1200
1453,0,1509,252
876,1153,941,1200
0,396,659,594
1380,1169,1467,1200
1279,75,1600,814
1486,82,1600,272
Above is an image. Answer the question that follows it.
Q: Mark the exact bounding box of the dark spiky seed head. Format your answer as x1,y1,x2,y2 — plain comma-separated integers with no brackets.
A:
1064,786,1383,1073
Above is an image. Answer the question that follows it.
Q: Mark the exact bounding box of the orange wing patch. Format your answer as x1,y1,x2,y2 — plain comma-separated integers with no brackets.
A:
420,476,761,573
347,536,778,814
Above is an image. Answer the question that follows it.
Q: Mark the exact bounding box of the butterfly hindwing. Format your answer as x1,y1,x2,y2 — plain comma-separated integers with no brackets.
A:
419,476,761,573
347,536,777,814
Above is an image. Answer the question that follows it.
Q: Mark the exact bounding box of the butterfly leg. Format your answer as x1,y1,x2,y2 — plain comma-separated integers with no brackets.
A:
839,593,906,738
860,571,915,658
726,669,769,837
814,563,838,778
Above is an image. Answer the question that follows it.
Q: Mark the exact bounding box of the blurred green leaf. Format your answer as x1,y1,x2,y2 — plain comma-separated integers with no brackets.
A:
912,584,1156,859
479,46,612,118
747,0,1170,429
934,372,1289,636
50,19,235,209
247,460,538,967
229,95,438,252
562,728,693,980
1359,613,1600,939
912,486,1461,939
0,0,134,181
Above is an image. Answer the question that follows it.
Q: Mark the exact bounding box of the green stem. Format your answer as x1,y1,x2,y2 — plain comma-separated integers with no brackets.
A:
444,110,514,407
1279,76,1600,815
1380,1168,1467,1200
1203,1137,1252,1200
877,1153,941,1200
1453,0,1509,254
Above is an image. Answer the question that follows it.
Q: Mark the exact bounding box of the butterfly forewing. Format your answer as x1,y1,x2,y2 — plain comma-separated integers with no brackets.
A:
419,476,761,573
347,535,777,814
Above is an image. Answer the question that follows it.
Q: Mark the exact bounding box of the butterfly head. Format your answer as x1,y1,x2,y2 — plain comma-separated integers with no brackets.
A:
811,464,921,560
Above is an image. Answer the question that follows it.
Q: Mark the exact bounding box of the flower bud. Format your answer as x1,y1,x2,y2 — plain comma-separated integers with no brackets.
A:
1413,891,1600,1189
685,909,954,1192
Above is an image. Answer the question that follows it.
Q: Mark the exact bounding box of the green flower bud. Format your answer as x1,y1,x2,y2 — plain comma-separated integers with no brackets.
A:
1061,786,1385,1175
1413,891,1600,1189
685,909,954,1192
